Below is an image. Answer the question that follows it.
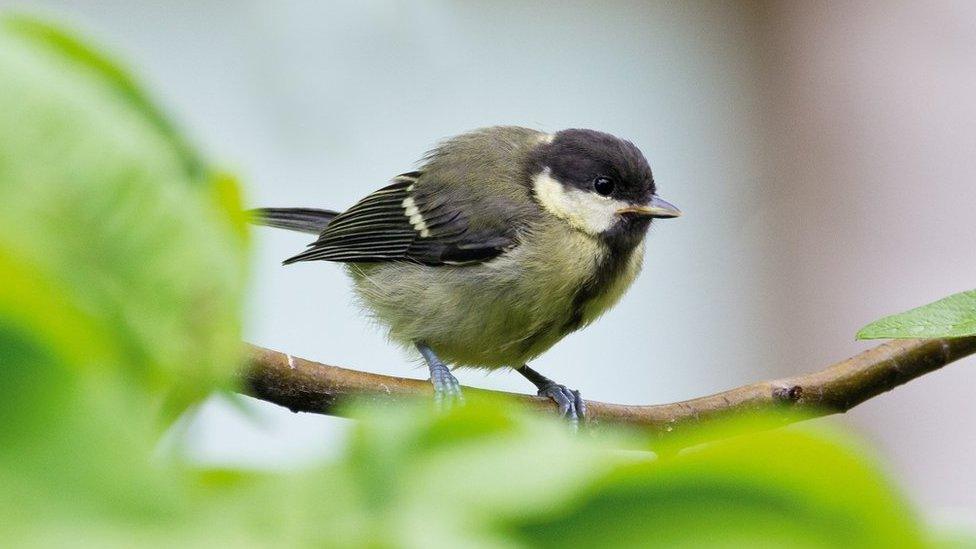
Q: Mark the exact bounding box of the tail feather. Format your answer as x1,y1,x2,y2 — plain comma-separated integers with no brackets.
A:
249,208,338,235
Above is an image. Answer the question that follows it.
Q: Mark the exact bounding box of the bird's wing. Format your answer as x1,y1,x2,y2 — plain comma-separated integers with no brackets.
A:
283,172,526,266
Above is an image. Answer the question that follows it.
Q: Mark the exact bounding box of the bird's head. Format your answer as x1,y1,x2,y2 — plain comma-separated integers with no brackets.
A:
527,128,680,246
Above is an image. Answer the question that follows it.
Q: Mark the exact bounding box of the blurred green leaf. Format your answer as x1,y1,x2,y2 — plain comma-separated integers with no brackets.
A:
0,12,248,545
0,13,247,414
297,398,926,549
858,290,976,339
1,13,205,177
508,422,924,548
335,396,631,547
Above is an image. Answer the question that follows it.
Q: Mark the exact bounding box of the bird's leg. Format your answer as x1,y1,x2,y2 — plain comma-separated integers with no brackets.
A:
415,342,463,409
516,364,586,425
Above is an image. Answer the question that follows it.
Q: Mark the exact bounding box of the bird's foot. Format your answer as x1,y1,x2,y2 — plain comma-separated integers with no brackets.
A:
537,382,586,425
516,364,586,426
429,367,464,410
416,341,463,411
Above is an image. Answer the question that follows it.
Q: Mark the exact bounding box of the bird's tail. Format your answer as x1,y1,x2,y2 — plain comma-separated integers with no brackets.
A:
249,208,339,235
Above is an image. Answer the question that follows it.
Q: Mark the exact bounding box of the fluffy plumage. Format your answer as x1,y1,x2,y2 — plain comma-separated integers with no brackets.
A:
255,126,668,368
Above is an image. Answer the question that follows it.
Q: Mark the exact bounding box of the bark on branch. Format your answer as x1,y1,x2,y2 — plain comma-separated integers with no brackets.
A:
241,337,976,434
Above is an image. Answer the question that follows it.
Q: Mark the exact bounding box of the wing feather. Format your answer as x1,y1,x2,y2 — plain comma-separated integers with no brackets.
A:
283,171,522,266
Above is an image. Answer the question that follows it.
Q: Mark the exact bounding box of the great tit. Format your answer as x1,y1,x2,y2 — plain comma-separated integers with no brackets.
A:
253,126,680,422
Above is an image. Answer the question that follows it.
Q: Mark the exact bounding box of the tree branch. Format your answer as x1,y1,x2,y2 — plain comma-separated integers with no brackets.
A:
241,337,976,434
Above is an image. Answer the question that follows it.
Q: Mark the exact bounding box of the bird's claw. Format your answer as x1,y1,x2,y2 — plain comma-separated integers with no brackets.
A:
430,369,464,411
417,342,464,411
538,382,586,426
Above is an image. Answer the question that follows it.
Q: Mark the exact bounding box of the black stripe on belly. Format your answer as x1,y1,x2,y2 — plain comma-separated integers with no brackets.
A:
518,226,647,355
562,235,640,333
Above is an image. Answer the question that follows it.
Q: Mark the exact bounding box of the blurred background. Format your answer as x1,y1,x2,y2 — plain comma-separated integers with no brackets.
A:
13,0,974,519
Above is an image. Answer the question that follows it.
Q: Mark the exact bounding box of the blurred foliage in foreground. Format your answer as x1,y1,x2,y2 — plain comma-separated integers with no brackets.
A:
0,14,973,548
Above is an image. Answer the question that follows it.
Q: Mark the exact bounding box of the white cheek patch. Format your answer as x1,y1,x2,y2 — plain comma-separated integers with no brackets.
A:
532,168,628,235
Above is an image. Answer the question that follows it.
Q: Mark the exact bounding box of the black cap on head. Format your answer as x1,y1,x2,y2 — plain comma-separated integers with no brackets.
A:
530,129,656,206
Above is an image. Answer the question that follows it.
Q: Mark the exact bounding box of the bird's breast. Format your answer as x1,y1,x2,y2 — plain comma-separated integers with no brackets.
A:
560,234,645,333
346,221,644,367
496,221,645,352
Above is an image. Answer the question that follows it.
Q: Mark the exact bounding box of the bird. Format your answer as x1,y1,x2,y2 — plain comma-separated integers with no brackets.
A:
252,126,680,422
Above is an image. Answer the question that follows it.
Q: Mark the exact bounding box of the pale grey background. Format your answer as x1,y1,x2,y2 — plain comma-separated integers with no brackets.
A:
13,0,975,518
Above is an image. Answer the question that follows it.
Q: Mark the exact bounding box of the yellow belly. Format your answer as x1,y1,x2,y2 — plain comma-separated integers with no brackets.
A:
347,222,644,368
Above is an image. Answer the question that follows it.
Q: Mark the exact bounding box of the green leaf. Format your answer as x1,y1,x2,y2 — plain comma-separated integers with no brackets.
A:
507,422,925,548
857,289,976,339
0,13,205,178
312,398,927,549
0,14,248,414
333,396,640,547
0,14,249,542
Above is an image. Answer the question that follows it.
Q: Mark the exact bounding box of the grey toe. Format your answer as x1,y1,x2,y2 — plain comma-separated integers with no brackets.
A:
538,382,585,424
417,341,464,410
431,369,463,410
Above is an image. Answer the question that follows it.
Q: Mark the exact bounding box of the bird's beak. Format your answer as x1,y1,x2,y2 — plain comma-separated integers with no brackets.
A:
616,196,682,219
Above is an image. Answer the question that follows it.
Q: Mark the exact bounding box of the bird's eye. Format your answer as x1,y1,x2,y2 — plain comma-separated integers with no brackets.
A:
593,176,615,196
